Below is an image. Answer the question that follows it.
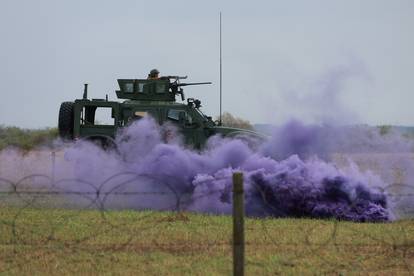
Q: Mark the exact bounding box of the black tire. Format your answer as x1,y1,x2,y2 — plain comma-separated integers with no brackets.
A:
58,102,74,139
88,136,117,151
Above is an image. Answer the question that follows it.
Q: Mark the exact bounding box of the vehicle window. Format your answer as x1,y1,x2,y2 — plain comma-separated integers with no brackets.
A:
194,108,209,122
124,83,134,93
94,107,114,125
134,111,148,119
167,109,192,124
81,106,114,126
137,83,146,93
167,109,180,121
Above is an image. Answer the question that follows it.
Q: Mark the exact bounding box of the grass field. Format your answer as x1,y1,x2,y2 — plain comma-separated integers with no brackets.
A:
0,207,413,275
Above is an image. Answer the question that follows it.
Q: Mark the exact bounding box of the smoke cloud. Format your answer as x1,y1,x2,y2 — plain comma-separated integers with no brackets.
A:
3,117,411,222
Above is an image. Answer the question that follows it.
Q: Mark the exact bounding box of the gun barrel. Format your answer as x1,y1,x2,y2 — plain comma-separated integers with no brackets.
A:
178,82,212,87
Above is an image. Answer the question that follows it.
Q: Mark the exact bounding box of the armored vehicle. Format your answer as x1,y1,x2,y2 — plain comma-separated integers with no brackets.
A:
58,75,264,149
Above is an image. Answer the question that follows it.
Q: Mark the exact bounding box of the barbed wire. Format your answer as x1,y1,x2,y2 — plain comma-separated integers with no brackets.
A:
0,173,413,274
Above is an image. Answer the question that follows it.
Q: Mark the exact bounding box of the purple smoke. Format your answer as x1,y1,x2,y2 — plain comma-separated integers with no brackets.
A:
55,117,391,222
262,119,414,160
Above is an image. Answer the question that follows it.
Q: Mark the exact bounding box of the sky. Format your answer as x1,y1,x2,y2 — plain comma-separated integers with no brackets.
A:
0,0,413,128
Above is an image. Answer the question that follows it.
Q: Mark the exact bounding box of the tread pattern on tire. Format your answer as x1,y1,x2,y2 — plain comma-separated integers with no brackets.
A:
58,102,74,139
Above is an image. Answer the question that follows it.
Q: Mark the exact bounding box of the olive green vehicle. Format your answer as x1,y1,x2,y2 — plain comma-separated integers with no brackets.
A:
58,76,265,149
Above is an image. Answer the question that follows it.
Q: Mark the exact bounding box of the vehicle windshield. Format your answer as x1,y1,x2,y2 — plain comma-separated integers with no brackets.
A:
194,108,214,123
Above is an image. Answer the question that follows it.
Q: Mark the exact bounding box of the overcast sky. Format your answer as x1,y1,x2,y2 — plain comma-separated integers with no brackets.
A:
1,0,413,128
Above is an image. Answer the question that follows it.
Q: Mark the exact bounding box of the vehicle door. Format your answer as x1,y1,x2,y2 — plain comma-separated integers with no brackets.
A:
122,106,161,126
164,108,202,147
74,101,120,139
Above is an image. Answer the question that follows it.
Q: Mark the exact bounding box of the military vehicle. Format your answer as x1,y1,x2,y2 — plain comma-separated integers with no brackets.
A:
58,75,265,149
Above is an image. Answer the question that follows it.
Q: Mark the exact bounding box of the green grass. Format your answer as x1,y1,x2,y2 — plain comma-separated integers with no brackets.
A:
0,207,412,275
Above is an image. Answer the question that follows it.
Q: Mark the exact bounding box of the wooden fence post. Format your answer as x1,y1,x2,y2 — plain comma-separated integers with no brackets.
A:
233,172,244,276
51,151,56,184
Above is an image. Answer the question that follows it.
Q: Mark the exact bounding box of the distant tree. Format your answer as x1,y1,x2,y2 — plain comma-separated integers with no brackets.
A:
378,125,392,136
216,112,253,130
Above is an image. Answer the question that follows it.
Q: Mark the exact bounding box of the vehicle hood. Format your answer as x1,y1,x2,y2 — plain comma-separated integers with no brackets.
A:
211,126,269,140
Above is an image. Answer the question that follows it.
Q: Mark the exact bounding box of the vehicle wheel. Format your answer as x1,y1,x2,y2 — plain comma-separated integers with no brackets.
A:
58,102,74,139
88,136,118,152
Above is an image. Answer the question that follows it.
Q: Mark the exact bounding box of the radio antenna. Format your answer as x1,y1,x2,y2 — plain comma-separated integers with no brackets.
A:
219,12,223,126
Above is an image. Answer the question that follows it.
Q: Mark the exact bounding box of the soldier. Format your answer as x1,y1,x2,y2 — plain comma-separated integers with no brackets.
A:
147,69,160,80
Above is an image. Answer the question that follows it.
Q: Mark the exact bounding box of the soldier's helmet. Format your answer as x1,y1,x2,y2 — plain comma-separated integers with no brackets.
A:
149,69,160,78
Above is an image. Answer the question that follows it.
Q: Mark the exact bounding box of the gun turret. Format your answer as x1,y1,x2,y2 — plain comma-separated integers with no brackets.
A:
170,82,212,101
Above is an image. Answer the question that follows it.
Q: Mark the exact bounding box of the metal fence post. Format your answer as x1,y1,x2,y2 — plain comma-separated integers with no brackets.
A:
233,172,244,276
